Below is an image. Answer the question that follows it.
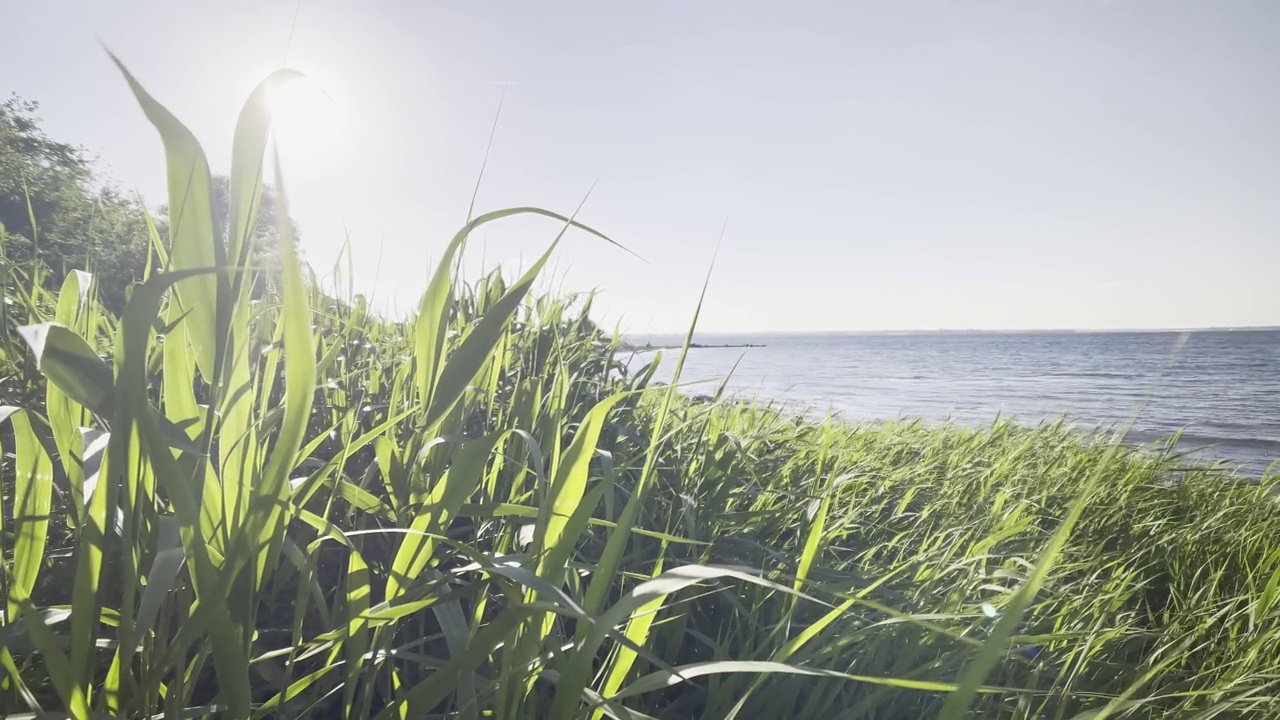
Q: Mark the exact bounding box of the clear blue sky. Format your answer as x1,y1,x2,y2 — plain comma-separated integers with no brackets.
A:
4,1,1278,332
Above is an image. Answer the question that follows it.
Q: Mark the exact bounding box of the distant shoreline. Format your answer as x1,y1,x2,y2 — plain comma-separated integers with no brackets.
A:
625,326,1280,342
623,342,766,351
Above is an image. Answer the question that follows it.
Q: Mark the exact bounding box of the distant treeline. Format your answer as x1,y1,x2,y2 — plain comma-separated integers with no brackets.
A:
621,341,766,351
0,94,298,313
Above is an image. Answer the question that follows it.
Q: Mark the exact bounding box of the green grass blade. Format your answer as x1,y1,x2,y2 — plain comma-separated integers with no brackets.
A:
610,660,971,703
247,151,317,589
552,564,821,719
535,391,629,581
415,206,625,420
721,597,859,720
341,547,371,720
373,606,529,720
938,448,1121,719
14,600,87,717
18,323,115,416
583,233,721,620
225,70,303,278
129,515,186,650
4,411,53,619
109,51,222,380
594,543,668,718
386,433,502,601
46,272,94,514
112,269,253,717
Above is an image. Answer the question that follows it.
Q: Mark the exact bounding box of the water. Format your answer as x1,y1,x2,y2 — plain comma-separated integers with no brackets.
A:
628,330,1280,477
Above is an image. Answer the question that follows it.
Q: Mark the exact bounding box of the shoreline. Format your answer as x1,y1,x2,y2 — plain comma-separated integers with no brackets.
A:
662,390,1278,477
623,342,766,351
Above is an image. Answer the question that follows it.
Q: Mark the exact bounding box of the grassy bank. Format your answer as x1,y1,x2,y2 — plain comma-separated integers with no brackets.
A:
3,66,1280,720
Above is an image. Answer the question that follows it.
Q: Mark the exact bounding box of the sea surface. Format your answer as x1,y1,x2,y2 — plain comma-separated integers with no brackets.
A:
627,330,1280,477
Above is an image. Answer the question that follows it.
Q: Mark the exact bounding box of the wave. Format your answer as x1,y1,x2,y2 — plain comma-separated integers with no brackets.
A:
1049,371,1140,380
1122,430,1280,454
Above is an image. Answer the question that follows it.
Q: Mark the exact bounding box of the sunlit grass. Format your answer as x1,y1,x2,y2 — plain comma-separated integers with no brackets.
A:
2,62,1280,719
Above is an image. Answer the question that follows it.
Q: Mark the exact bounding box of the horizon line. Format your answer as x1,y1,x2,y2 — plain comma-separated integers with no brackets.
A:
625,325,1280,337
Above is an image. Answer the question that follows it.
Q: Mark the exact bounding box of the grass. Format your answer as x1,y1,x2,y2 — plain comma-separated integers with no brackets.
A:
2,63,1280,719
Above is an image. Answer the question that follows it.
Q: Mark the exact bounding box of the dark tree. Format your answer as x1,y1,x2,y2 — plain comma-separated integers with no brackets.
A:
0,95,153,313
207,173,302,298
1,94,301,313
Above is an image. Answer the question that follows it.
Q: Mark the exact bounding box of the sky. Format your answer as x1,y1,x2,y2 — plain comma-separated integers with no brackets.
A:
2,0,1278,333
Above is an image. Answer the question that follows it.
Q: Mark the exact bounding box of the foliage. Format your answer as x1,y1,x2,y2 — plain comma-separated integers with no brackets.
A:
1,64,1279,720
162,172,300,299
0,95,298,314
0,95,153,314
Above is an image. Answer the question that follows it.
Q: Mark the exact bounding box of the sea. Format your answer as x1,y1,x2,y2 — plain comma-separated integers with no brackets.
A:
626,330,1280,477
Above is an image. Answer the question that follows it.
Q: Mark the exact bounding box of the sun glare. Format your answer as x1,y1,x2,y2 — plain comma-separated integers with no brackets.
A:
267,77,345,158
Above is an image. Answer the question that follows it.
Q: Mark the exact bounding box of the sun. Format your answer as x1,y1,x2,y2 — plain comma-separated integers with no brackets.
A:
267,76,345,159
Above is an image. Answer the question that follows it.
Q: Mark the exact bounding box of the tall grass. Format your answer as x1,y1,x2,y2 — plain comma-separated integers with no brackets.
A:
2,63,1280,719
